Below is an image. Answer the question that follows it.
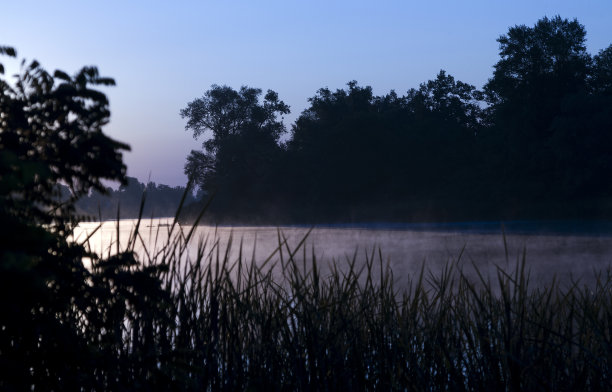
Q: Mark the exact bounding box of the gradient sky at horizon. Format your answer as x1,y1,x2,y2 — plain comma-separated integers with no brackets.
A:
2,1,611,187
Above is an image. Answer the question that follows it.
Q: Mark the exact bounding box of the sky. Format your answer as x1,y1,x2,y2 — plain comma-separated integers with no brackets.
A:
2,1,611,187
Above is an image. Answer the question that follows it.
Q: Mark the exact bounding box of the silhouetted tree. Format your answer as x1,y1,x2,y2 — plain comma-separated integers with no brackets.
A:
0,45,129,389
483,16,593,202
485,16,590,110
402,71,484,204
178,16,611,223
1,47,175,391
287,82,380,217
181,85,289,218
286,75,485,221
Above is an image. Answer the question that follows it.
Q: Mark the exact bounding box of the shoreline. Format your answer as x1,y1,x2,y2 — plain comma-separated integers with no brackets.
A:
84,218,612,237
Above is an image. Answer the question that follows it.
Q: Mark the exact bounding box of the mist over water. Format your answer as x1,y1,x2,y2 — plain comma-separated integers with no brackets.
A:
73,218,612,288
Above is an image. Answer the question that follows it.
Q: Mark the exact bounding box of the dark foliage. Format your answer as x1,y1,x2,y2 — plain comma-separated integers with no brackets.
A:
181,85,290,220
182,16,612,223
0,47,170,391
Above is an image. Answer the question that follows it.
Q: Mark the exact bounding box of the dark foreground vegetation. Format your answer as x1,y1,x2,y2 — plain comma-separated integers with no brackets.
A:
182,16,612,223
1,16,612,391
5,216,612,390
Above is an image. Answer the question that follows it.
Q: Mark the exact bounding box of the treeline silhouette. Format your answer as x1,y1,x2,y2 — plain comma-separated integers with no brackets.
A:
3,17,612,390
71,177,195,220
182,16,612,223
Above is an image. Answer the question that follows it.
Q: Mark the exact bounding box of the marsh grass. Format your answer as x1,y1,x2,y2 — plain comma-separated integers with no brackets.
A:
64,210,612,391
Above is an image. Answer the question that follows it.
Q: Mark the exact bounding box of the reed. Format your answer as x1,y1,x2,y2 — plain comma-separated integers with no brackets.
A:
4,193,610,392
64,216,611,391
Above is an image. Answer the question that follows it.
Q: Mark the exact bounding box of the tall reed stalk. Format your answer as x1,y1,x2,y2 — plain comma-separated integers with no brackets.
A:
69,216,610,391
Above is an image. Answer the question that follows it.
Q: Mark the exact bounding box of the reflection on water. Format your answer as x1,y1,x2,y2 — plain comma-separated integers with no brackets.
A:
73,218,612,287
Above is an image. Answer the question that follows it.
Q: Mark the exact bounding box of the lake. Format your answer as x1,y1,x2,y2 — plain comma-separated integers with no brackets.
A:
73,218,612,288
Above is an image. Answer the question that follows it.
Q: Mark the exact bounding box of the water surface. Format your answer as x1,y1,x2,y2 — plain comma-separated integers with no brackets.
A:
73,219,612,288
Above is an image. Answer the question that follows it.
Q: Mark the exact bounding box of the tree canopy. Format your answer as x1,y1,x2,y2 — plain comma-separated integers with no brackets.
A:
0,48,129,225
181,16,612,223
0,47,171,390
181,85,289,218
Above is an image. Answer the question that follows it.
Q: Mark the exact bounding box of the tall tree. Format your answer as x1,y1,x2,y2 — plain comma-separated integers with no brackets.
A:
287,82,383,217
181,85,289,217
483,16,593,202
401,71,484,204
286,75,485,221
485,16,590,111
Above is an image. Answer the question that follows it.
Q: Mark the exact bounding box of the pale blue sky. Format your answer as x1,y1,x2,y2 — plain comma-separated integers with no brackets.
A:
2,1,611,186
